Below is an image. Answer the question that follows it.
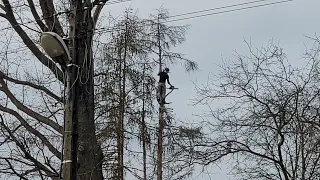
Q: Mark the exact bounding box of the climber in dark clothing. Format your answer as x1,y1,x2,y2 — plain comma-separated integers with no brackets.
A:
157,68,174,104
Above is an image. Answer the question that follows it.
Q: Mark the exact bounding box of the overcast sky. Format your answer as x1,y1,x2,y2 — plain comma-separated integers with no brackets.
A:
105,0,319,179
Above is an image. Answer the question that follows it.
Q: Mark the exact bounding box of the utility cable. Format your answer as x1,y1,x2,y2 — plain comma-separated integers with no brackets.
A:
0,0,293,33
95,0,294,33
0,0,294,54
168,0,279,19
166,0,293,23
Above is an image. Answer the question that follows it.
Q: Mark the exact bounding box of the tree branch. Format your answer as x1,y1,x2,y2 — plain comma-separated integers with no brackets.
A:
0,12,6,19
2,0,64,82
0,115,60,179
20,168,39,177
4,159,28,180
0,107,62,160
0,71,63,103
0,3,6,12
0,78,63,134
26,0,48,32
0,124,22,147
39,0,64,35
93,0,109,27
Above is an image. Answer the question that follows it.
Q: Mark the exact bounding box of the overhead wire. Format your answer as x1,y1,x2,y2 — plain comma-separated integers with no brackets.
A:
0,0,294,56
166,0,294,23
94,0,294,32
1,0,293,32
0,0,293,34
167,0,283,19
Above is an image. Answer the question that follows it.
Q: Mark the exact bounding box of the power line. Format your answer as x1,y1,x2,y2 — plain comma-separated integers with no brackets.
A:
168,0,272,19
95,0,294,32
0,0,294,53
0,0,293,33
167,0,293,23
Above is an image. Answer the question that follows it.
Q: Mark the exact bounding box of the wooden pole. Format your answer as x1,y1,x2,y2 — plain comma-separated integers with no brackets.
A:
62,0,81,179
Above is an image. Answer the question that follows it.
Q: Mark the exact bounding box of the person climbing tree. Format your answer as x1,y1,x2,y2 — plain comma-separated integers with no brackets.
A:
157,68,174,104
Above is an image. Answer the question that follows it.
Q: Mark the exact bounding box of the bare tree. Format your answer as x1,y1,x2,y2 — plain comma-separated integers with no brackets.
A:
0,0,109,179
193,39,320,180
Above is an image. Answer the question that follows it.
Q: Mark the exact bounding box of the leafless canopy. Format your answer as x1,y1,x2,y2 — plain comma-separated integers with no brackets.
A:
193,39,320,180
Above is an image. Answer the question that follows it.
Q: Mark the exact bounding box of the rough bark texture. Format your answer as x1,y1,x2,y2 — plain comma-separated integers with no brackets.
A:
73,1,104,179
76,65,103,180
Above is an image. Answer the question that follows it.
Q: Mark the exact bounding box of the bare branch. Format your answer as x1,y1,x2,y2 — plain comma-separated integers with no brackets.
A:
0,107,62,160
0,71,63,103
0,115,60,179
26,0,48,32
0,3,6,12
93,0,109,26
4,159,28,180
300,120,320,129
20,168,39,177
192,39,320,179
0,12,6,19
39,0,64,35
0,78,63,134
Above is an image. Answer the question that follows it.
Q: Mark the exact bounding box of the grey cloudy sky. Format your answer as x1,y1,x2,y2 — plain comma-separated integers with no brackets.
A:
105,0,319,179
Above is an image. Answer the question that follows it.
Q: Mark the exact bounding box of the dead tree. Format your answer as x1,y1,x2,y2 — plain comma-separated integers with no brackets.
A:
137,8,199,180
94,10,156,179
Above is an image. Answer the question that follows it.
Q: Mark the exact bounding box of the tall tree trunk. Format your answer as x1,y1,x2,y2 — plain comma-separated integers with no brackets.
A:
117,22,128,179
76,60,103,180
76,47,103,180
142,64,147,180
156,16,164,180
157,108,165,180
72,1,103,179
117,60,125,180
117,51,124,180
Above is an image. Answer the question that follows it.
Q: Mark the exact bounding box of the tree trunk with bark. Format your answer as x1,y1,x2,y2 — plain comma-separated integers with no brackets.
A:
70,1,104,179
